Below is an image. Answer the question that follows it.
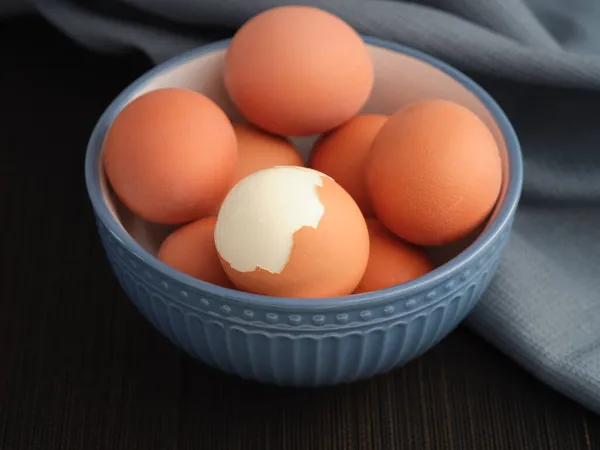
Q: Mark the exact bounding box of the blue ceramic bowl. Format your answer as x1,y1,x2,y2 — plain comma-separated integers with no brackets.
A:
85,37,523,387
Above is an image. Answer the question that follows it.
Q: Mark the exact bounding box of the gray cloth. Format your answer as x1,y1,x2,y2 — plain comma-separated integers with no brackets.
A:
19,0,600,413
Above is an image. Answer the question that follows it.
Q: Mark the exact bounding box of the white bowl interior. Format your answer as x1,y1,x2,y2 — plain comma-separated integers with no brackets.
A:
99,44,509,257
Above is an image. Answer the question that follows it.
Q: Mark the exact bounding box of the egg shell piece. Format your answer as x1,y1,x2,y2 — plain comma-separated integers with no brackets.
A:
309,114,388,217
224,5,374,136
103,87,237,225
215,166,370,298
158,217,234,289
354,219,434,294
366,99,502,247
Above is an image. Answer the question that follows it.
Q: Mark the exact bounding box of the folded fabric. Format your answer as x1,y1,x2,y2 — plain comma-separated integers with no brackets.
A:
25,0,600,414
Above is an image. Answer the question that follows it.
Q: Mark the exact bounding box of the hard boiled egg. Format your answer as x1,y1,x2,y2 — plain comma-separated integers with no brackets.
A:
158,217,233,288
214,166,369,298
211,123,304,214
103,88,237,224
309,114,387,217
366,99,502,246
224,6,374,136
354,219,434,294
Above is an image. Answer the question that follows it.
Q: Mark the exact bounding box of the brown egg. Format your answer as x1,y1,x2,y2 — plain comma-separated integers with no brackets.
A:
366,99,502,247
214,166,369,298
309,114,387,217
158,217,234,288
354,219,434,294
224,6,374,136
103,88,237,224
211,123,304,214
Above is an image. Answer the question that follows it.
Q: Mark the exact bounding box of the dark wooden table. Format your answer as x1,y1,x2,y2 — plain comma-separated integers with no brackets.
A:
2,14,599,450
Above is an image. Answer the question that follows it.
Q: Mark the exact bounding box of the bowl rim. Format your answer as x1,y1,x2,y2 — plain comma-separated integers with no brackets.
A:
85,36,523,311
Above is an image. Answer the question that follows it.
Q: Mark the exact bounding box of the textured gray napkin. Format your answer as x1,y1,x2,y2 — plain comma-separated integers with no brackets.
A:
23,0,600,413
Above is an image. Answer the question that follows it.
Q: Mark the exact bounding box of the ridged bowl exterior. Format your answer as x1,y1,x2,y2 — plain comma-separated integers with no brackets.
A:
97,218,512,386
87,37,522,387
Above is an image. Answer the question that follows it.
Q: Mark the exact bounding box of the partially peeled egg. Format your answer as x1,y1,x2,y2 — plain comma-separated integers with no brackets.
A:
214,166,369,298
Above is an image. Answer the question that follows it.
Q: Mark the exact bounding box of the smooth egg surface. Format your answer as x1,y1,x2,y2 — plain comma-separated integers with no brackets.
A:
211,123,304,214
309,114,388,217
366,99,502,247
158,217,234,288
103,88,237,225
354,218,434,294
224,5,374,136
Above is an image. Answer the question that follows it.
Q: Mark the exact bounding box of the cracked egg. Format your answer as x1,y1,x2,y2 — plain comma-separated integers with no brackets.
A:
214,166,370,298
